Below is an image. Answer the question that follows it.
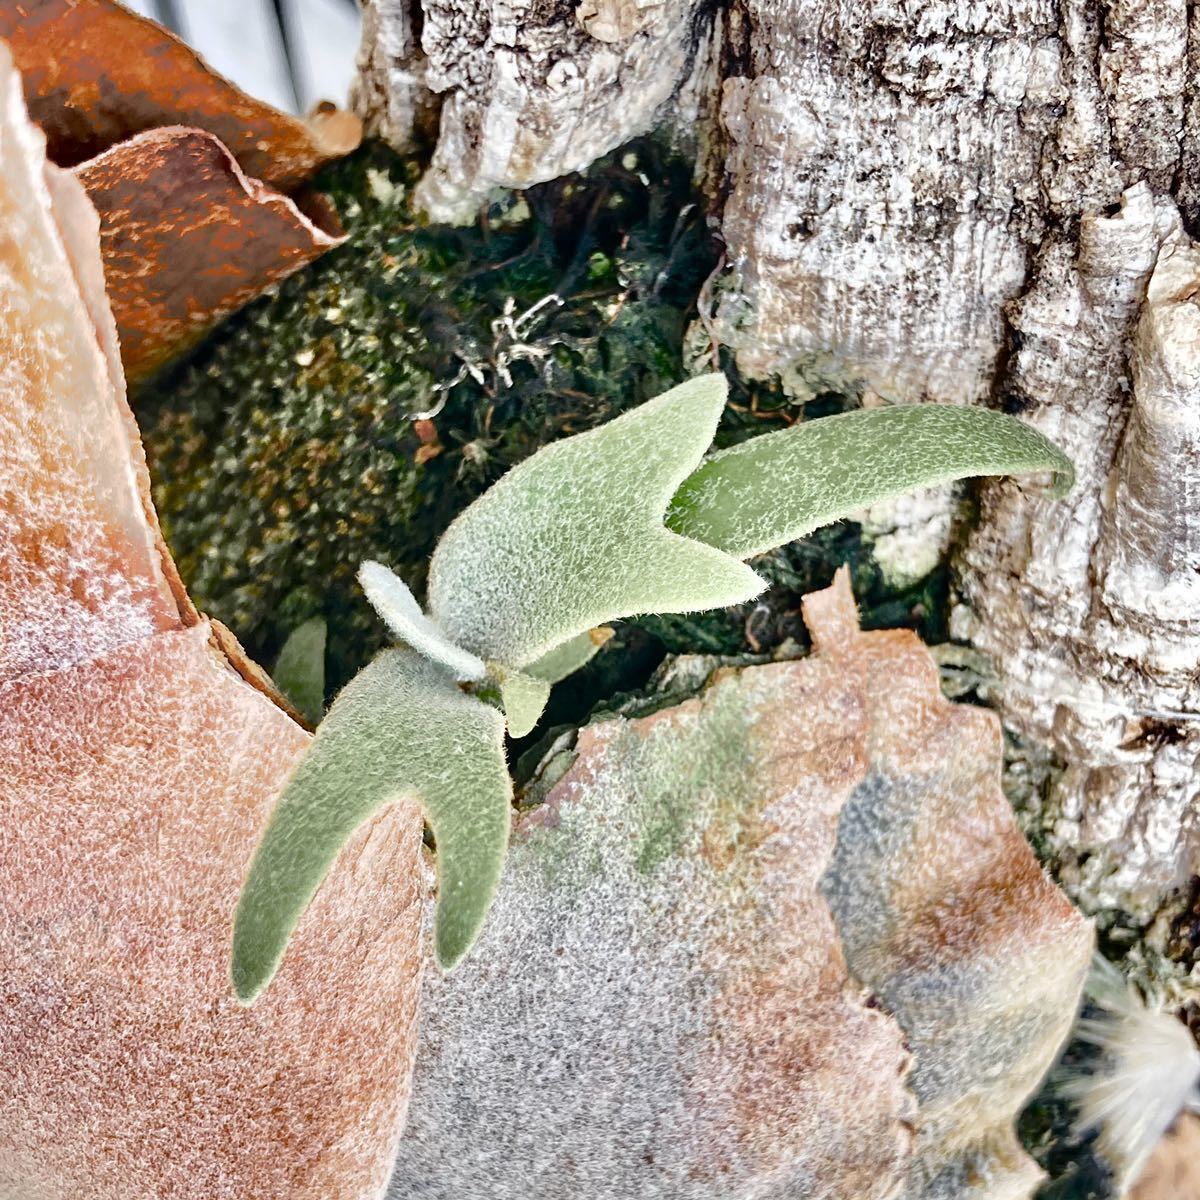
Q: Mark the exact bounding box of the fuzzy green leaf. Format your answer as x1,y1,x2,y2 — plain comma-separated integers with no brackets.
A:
272,616,327,726
526,627,615,684
359,560,486,681
495,669,552,738
231,651,511,1001
427,375,765,669
668,404,1075,559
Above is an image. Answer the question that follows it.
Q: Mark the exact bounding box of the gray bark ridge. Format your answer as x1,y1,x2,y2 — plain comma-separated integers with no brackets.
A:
355,1,1200,917
714,4,1199,919
355,0,710,222
955,192,1200,918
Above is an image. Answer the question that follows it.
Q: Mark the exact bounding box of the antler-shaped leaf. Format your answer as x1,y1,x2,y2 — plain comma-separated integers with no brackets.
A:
668,403,1075,559
234,377,1077,997
427,375,765,669
232,651,511,1001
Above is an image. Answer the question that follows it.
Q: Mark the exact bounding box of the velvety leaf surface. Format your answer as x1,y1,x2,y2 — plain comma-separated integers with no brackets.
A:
427,374,764,669
388,574,1091,1200
669,404,1075,559
525,626,614,683
233,650,512,997
359,559,485,681
495,667,552,737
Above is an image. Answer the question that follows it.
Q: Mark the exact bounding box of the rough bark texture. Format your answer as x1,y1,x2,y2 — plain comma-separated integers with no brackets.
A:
356,0,1200,920
354,0,711,222
955,199,1200,918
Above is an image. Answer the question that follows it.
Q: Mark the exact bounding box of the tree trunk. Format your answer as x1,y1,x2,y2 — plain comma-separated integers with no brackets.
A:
353,0,1200,923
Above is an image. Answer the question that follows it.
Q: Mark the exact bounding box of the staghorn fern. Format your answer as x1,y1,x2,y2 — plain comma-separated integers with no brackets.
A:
231,373,1074,1001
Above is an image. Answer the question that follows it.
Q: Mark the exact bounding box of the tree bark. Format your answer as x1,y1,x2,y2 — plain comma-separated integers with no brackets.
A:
354,0,1200,920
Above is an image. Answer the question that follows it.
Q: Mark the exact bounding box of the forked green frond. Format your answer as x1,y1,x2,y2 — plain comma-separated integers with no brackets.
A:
231,651,511,1002
427,375,765,669
495,669,553,738
233,379,1076,998
525,627,614,684
668,404,1075,559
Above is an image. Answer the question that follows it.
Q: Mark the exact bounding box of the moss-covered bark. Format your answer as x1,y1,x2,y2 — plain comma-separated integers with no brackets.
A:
137,139,713,687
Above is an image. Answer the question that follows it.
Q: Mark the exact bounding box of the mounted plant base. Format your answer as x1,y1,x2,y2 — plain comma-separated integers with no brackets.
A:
233,371,1071,993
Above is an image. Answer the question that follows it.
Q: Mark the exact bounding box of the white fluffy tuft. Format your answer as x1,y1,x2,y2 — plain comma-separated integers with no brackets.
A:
1061,957,1200,1189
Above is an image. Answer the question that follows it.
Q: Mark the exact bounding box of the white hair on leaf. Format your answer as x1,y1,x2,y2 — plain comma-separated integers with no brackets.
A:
1060,955,1200,1192
358,560,486,682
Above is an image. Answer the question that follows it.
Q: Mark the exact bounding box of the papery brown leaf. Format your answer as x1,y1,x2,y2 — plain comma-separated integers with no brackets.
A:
76,127,345,379
387,571,1091,1200
0,43,423,1199
812,573,1094,1199
0,624,424,1199
0,52,184,682
0,0,360,190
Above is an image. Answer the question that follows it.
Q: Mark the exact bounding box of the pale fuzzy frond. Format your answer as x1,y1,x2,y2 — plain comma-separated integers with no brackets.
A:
1060,957,1200,1190
359,559,486,681
668,403,1075,559
493,668,551,738
427,374,766,669
525,626,614,684
232,650,512,997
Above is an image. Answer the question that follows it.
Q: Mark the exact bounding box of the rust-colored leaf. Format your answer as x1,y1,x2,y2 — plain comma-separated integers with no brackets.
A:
388,571,1091,1200
0,44,422,1199
0,0,361,190
76,127,345,379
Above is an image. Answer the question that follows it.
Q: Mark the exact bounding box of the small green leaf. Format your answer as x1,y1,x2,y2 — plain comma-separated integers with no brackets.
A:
231,651,511,1002
495,669,552,738
525,627,614,684
272,616,327,726
668,404,1075,560
359,560,486,681
427,374,765,670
